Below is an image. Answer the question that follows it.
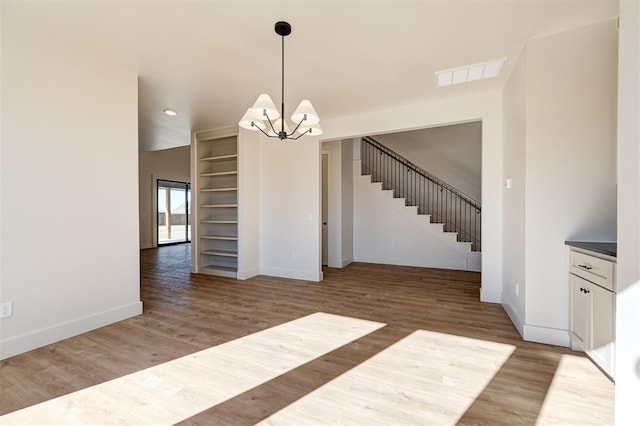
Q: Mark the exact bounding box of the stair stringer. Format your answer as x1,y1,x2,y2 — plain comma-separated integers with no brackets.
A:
354,172,481,272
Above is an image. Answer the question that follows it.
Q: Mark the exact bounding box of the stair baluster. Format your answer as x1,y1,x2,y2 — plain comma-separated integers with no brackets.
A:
361,136,481,252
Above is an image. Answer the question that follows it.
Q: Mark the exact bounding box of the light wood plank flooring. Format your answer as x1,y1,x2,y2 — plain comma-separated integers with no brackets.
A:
0,244,613,425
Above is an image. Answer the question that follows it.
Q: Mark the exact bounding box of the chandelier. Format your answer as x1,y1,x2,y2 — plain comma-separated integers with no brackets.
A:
239,21,322,140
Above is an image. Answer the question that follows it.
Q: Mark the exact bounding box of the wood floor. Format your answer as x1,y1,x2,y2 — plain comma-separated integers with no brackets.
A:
0,244,614,425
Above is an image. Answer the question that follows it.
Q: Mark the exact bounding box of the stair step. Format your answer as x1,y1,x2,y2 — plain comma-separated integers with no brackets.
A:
359,163,480,252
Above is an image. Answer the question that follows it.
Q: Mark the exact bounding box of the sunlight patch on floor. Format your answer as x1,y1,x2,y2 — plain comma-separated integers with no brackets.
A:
258,330,516,425
536,354,614,425
1,313,385,425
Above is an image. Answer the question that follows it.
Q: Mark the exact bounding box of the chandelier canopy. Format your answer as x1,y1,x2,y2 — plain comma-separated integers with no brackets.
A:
239,21,322,140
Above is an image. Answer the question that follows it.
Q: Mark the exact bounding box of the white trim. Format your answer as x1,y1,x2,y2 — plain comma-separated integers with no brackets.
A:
195,126,238,142
502,303,525,338
523,324,570,347
480,288,502,303
322,149,332,267
260,267,322,282
151,173,158,248
190,131,199,268
0,302,143,360
341,257,354,268
237,268,260,280
354,257,468,271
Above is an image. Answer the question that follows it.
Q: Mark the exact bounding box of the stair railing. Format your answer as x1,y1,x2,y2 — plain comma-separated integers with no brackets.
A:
361,136,481,252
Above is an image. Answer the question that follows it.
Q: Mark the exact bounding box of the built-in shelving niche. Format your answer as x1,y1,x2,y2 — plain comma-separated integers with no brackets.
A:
195,134,238,278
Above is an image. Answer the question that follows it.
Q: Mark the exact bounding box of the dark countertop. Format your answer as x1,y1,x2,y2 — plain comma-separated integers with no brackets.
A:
565,241,617,258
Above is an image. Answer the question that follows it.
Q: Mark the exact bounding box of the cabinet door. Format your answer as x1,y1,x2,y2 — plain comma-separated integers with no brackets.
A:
589,283,615,377
570,274,590,351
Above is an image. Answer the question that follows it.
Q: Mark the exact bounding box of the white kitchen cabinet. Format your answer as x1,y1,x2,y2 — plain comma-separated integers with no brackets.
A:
568,247,616,379
569,274,590,351
589,281,615,374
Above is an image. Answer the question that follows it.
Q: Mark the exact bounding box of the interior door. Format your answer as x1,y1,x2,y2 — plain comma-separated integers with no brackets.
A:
322,153,329,266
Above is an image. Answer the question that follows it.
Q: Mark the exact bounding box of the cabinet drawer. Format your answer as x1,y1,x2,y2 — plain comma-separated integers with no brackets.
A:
570,250,615,292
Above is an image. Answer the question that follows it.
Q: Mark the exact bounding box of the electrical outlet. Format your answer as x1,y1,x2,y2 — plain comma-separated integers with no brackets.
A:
0,302,12,318
290,253,296,261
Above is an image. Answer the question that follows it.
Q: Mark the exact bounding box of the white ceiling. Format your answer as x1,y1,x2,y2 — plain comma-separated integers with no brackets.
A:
5,1,618,151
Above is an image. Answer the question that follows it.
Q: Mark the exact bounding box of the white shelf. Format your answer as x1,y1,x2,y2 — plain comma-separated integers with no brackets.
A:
201,236,238,241
200,171,238,177
199,265,237,278
201,250,238,257
200,154,238,162
200,220,238,224
200,204,238,208
200,187,238,192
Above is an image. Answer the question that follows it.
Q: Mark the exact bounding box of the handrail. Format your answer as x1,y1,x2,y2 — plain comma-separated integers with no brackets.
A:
361,136,481,251
362,136,481,210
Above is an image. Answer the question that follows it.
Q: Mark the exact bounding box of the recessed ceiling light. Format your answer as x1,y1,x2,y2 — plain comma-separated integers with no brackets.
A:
163,108,177,116
435,58,507,88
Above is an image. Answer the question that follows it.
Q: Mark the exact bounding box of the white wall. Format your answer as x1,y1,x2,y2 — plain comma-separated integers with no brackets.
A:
321,91,503,302
259,135,322,281
501,48,527,336
524,20,618,345
354,171,481,271
0,14,141,359
615,1,640,423
374,122,482,201
138,146,190,249
237,129,261,280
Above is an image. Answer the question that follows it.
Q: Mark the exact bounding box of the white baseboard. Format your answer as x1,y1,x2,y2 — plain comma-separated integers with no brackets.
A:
237,268,260,280
341,258,354,267
0,301,143,360
502,303,525,338
354,256,468,271
328,258,354,268
480,288,502,303
260,267,322,282
523,324,570,347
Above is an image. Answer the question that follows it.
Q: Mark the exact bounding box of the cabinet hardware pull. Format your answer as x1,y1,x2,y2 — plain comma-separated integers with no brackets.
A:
577,264,593,270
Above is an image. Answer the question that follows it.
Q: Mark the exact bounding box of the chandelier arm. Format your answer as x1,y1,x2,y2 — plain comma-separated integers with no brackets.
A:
254,123,275,139
289,128,311,140
289,116,306,135
264,112,278,134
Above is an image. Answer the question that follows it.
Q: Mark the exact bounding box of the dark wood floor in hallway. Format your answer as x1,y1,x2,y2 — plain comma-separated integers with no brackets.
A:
0,244,613,425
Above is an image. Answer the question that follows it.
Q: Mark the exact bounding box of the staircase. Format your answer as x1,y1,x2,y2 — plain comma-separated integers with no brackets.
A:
360,136,481,252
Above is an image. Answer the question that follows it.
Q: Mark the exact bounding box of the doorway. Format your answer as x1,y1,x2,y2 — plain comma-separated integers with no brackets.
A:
157,179,191,245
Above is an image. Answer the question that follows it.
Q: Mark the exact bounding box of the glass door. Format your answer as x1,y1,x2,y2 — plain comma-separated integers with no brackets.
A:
157,179,191,245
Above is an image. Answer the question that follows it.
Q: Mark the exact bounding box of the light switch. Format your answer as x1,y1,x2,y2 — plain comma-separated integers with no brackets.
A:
505,177,512,189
